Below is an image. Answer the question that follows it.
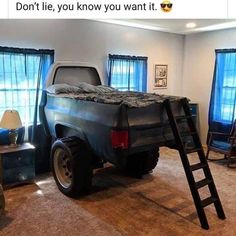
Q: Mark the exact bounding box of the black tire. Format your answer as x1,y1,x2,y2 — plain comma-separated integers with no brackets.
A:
126,147,159,177
51,137,92,197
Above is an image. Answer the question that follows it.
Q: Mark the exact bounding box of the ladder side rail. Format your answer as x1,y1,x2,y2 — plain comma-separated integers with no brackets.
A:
164,99,210,229
181,98,226,220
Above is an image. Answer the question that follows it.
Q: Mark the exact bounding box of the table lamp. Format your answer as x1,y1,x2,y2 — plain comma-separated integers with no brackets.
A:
0,110,22,146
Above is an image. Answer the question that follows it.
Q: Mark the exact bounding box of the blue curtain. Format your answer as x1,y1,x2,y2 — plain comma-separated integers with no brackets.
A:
0,46,54,142
108,54,147,92
208,49,236,136
31,53,54,144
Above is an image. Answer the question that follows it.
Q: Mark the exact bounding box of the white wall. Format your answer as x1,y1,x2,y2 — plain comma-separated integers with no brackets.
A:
183,28,236,143
5,19,235,144
0,19,184,96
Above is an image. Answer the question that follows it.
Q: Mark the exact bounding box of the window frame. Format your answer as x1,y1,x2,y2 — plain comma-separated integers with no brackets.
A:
108,54,148,92
0,46,54,126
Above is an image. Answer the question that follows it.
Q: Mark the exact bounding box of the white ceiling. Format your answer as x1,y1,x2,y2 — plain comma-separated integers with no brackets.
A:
99,19,236,34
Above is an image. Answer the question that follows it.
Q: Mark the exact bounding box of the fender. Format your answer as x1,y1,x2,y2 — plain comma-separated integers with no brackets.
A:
55,122,87,143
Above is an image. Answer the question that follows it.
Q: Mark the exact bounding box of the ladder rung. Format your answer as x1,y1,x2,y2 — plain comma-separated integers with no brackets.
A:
175,115,192,121
201,197,217,208
185,147,202,154
190,163,207,171
195,178,212,189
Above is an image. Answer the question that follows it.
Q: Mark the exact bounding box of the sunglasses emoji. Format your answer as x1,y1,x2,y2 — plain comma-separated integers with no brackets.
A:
160,0,173,12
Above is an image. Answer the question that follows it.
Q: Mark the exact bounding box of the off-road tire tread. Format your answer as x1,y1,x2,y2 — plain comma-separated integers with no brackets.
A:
51,136,92,198
126,147,159,177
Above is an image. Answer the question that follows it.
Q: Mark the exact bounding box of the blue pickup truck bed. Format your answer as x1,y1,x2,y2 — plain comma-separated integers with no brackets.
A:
41,62,185,197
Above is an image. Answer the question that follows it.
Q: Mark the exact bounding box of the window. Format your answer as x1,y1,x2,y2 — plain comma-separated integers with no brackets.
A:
108,54,147,92
209,49,236,125
0,47,54,126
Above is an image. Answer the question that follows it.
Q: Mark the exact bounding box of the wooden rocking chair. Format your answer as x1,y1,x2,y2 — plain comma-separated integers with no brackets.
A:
206,120,236,167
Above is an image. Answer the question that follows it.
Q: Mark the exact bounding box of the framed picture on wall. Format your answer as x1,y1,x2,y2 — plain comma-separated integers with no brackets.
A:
154,64,168,88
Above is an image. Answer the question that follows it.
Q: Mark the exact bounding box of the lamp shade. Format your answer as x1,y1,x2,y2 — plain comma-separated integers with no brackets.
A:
0,110,22,130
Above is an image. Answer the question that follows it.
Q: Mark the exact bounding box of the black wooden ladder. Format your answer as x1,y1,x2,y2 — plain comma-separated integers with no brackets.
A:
164,98,226,230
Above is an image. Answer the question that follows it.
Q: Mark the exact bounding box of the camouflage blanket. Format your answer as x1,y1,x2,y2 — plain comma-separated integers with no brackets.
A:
74,91,182,107
46,83,183,108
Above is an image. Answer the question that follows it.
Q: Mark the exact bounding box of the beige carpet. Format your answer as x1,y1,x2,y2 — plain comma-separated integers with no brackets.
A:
0,147,235,236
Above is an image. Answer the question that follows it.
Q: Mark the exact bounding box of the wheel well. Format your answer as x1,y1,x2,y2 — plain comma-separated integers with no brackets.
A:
53,128,104,170
55,124,85,141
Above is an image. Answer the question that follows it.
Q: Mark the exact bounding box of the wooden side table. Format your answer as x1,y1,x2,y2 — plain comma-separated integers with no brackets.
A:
0,143,35,188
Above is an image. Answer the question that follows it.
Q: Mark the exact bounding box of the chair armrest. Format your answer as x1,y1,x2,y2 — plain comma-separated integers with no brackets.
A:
208,132,229,137
229,137,236,140
207,132,229,146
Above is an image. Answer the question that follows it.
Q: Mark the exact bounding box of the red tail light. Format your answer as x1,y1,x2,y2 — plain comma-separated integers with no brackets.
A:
111,130,129,149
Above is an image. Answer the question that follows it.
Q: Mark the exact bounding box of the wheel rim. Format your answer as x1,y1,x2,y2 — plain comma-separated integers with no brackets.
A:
53,148,72,189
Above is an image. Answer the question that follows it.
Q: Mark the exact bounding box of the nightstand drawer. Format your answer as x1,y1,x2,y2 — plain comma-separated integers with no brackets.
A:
3,166,35,185
2,150,34,169
0,143,35,187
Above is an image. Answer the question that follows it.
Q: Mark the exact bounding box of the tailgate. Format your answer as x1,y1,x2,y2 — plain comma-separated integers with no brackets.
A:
127,101,184,152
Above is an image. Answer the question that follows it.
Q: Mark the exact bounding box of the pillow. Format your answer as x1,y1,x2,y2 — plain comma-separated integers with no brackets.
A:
96,85,116,93
46,84,83,94
76,82,98,93
0,129,9,145
76,83,116,93
46,82,116,94
17,127,25,144
0,127,25,145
